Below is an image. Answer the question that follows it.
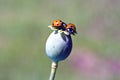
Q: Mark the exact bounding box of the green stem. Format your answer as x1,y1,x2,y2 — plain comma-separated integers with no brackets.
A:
49,62,58,80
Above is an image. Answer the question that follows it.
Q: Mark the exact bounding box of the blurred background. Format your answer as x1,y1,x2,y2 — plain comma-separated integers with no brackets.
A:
0,0,120,80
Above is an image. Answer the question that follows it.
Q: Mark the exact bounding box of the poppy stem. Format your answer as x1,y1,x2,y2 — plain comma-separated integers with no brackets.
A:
49,62,58,80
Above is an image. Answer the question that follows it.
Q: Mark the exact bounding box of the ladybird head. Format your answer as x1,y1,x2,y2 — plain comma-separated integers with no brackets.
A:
52,19,66,30
66,23,77,35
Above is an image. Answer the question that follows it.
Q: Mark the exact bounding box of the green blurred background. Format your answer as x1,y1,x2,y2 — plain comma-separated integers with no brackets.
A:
0,0,120,80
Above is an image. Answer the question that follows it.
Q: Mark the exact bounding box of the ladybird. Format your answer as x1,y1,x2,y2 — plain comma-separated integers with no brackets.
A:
52,19,66,30
66,23,77,35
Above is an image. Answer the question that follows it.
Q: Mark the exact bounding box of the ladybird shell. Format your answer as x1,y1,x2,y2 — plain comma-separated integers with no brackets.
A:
66,23,76,31
52,19,62,28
